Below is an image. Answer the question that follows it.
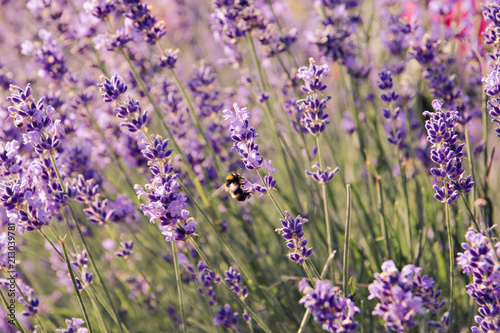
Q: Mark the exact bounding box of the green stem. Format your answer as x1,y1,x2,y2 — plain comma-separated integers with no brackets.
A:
61,238,94,333
343,185,352,296
375,177,391,259
38,230,106,331
464,131,477,211
316,135,334,281
172,241,187,333
67,204,125,333
38,229,64,259
296,308,311,333
445,202,454,332
483,93,489,176
460,194,480,231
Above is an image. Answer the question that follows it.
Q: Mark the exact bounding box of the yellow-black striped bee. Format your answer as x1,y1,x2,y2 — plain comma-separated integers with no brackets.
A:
213,173,252,202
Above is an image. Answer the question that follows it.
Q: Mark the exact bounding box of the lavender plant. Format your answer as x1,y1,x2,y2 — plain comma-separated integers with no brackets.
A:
0,0,498,332
457,227,500,333
368,260,446,331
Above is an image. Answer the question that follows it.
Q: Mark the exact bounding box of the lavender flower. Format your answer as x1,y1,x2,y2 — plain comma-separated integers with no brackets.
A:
0,279,40,317
487,99,500,139
423,100,474,204
115,240,134,259
456,227,500,333
84,0,116,19
74,175,115,225
256,23,297,58
3,84,73,232
7,84,61,153
214,304,241,332
97,75,149,133
262,159,278,190
159,49,179,69
377,68,406,149
311,1,361,72
197,261,219,306
224,266,248,300
411,35,463,113
97,74,128,103
223,103,264,170
222,103,275,200
75,266,94,291
135,135,197,242
211,0,264,44
483,69,500,97
275,211,313,265
21,29,67,80
71,250,89,268
305,163,339,185
296,58,331,136
482,2,500,140
299,279,359,333
368,260,446,332
297,58,340,185
56,317,88,333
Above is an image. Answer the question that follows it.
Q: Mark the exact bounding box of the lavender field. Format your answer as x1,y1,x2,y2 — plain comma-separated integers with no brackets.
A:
1,0,500,332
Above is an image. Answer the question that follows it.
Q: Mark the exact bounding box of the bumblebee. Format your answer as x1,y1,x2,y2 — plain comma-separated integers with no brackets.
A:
213,173,252,202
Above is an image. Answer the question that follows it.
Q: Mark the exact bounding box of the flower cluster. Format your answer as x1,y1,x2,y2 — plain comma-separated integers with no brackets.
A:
214,304,241,332
411,35,463,113
73,175,115,225
225,266,251,323
262,159,278,191
378,8,412,74
21,29,67,80
312,0,365,77
89,0,166,48
368,260,446,332
97,74,128,103
3,85,71,233
7,84,62,153
135,135,197,242
97,75,149,133
70,249,93,290
256,23,297,58
456,227,500,333
223,103,264,170
297,58,341,185
0,279,40,317
178,255,221,308
299,279,359,333
56,317,88,333
482,1,500,140
209,0,264,65
305,163,339,185
124,1,167,44
296,58,330,136
211,0,263,44
423,100,474,204
115,240,134,259
275,211,313,265
197,261,219,306
224,266,248,300
377,68,406,149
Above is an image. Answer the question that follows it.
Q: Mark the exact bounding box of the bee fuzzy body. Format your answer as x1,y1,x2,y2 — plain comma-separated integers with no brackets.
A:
215,173,253,202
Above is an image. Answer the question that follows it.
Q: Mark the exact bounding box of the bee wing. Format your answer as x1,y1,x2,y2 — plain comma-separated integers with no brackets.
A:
211,184,227,198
